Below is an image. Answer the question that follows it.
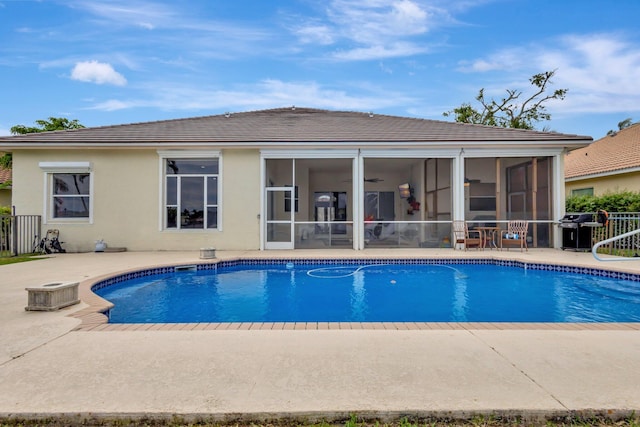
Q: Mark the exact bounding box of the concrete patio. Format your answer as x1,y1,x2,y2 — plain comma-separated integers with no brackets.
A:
1,249,640,424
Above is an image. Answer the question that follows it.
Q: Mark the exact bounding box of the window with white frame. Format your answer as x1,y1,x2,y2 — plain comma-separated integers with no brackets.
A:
39,162,93,223
164,158,219,229
52,173,91,218
571,187,594,197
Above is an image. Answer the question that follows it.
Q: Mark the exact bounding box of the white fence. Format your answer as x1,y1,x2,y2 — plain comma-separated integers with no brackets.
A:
592,212,640,257
0,215,42,257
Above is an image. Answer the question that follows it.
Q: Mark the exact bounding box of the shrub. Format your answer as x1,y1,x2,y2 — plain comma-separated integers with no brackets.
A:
566,190,640,212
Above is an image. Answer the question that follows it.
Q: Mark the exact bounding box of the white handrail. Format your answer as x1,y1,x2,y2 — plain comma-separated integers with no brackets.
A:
592,228,640,261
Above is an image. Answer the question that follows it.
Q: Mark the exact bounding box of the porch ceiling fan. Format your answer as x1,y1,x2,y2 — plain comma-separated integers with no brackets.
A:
342,178,384,183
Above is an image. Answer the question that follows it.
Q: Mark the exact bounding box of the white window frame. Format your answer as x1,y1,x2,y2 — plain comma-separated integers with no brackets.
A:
157,150,222,232
39,162,93,224
571,187,594,197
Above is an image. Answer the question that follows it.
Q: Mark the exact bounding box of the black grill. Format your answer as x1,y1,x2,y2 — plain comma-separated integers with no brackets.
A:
558,213,602,251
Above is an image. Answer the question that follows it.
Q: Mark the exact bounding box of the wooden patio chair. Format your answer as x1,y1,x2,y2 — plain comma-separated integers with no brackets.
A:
500,220,529,251
453,220,482,250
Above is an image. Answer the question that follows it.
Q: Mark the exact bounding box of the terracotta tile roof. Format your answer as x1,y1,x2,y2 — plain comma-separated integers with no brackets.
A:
565,123,640,179
0,166,11,185
0,107,591,147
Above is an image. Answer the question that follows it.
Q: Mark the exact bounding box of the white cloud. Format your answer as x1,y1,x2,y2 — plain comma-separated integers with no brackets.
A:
70,0,173,29
329,0,432,43
458,49,524,72
90,99,131,111
379,62,393,74
455,33,640,115
249,79,406,110
73,0,270,45
550,34,640,99
390,0,429,33
71,61,127,86
332,42,428,60
85,79,415,113
291,0,451,61
294,24,335,45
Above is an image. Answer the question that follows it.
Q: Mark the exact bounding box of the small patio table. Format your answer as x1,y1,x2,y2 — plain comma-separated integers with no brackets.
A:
475,226,501,250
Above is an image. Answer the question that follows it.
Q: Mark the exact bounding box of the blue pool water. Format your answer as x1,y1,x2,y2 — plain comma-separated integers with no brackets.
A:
95,262,640,323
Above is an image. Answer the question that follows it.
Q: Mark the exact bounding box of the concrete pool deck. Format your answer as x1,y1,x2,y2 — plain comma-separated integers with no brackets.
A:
1,248,640,424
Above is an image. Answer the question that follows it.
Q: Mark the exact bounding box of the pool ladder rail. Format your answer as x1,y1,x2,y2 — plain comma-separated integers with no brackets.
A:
592,227,640,262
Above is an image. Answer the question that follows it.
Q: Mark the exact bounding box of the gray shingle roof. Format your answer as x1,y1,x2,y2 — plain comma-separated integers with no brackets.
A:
0,107,591,146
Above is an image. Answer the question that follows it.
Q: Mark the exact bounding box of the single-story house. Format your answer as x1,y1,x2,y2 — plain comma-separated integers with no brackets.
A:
0,107,591,252
565,123,640,196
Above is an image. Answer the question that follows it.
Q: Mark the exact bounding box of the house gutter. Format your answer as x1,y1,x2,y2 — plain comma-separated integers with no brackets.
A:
0,139,593,150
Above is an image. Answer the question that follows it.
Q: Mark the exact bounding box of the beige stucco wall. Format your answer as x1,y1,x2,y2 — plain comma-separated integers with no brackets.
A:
12,149,261,252
566,171,640,196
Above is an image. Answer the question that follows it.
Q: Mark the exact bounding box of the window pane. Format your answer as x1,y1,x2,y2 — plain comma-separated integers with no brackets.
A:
436,158,451,189
166,207,177,228
379,192,395,220
207,207,218,228
166,176,177,205
54,174,90,195
470,197,497,211
167,159,218,175
166,160,179,174
267,223,291,242
572,188,594,197
54,197,90,218
181,177,204,228
508,166,527,192
265,159,292,185
181,209,204,228
163,157,218,230
181,177,204,211
284,185,298,213
207,176,218,205
364,192,379,219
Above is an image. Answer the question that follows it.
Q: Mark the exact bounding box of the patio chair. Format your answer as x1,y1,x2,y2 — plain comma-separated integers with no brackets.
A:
33,229,66,254
500,220,529,251
452,220,482,250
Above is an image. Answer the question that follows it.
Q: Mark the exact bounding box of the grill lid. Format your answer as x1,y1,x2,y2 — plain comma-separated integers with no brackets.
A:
560,213,593,223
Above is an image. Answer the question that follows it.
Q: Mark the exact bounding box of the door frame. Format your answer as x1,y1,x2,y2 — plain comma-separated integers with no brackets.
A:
264,186,294,250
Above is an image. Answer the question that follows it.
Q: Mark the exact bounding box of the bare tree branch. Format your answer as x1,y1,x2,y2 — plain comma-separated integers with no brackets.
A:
444,70,567,130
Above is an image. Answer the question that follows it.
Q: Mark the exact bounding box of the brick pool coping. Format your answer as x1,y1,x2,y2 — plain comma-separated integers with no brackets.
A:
69,256,640,332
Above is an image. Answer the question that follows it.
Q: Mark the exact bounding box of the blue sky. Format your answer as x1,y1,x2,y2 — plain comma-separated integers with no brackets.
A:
1,0,639,139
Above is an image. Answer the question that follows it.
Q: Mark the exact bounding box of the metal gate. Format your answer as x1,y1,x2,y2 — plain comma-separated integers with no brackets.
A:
0,215,41,257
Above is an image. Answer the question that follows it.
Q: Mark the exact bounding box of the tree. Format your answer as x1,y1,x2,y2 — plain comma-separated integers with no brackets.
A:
443,70,568,130
10,117,84,135
0,153,10,169
0,117,84,168
606,117,635,136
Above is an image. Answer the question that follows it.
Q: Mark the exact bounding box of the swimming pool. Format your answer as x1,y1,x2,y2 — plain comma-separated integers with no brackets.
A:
93,259,640,324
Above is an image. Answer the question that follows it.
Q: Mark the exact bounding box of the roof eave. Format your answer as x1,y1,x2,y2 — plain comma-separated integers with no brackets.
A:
565,166,640,181
0,138,593,150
